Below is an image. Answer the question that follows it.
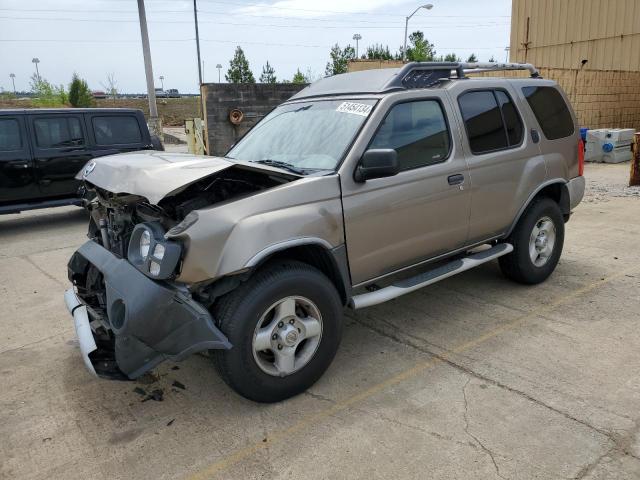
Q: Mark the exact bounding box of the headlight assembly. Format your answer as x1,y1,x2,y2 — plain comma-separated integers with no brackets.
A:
127,222,182,279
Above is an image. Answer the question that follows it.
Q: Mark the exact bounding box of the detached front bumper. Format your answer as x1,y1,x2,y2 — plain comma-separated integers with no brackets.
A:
66,240,231,379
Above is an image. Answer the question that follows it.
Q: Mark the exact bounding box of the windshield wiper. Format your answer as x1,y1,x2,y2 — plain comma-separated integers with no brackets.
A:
251,159,307,175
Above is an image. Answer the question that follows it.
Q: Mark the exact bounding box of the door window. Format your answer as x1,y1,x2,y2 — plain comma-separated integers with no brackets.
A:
0,119,22,151
369,100,450,171
92,116,142,145
458,90,523,154
33,117,84,148
522,86,574,140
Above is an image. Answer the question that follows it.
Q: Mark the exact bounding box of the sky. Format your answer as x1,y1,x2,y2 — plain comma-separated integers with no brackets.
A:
0,0,512,94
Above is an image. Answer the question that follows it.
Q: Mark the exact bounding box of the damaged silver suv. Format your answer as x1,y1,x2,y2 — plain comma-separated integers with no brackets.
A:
65,62,585,402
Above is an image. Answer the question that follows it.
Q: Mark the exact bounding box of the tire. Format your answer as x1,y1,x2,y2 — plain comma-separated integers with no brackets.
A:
212,260,344,403
499,197,564,285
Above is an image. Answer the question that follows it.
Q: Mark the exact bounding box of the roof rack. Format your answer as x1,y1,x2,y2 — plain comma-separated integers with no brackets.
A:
386,62,541,89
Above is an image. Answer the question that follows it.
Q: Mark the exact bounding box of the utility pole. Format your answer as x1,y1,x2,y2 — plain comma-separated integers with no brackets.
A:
9,73,16,94
504,46,510,62
159,75,164,90
136,0,160,137
216,64,222,83
31,58,40,80
193,0,203,86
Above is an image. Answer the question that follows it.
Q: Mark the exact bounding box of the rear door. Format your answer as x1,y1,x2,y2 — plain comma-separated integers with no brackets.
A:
87,113,149,157
0,115,38,204
452,84,545,243
29,114,93,198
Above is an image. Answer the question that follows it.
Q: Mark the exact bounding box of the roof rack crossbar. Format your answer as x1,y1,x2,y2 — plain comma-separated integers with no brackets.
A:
385,61,541,90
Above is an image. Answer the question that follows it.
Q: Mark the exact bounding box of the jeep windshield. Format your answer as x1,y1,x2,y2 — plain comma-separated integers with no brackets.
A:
226,99,377,173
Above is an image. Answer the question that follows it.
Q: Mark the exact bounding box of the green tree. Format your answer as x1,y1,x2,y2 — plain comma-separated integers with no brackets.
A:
292,68,307,84
226,46,255,83
69,73,94,107
466,53,478,63
259,61,277,83
30,74,67,107
488,55,496,62
366,44,393,60
325,43,355,76
443,53,461,62
404,31,436,62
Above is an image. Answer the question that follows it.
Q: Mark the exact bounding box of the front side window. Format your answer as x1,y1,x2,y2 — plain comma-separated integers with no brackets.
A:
227,99,376,173
33,117,84,148
92,116,142,145
458,90,523,154
522,86,574,140
369,100,450,171
0,119,22,151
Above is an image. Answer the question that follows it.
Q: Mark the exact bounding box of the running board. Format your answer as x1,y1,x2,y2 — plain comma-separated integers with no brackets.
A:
350,243,513,310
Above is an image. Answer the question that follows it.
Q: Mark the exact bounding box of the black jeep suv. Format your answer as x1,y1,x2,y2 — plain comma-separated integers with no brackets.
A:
0,108,162,214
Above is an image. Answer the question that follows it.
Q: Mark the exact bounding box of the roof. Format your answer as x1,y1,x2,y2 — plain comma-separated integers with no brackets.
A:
0,108,143,115
290,62,541,100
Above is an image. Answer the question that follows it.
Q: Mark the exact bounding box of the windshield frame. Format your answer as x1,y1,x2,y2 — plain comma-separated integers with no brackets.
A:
225,96,381,175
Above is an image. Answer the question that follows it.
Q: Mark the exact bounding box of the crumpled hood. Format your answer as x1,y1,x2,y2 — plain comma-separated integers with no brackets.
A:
77,150,297,204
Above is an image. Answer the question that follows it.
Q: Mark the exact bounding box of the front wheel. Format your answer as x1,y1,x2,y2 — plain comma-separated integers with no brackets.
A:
499,197,565,285
212,260,343,403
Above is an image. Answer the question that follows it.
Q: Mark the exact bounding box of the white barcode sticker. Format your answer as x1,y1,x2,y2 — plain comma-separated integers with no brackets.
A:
336,102,372,116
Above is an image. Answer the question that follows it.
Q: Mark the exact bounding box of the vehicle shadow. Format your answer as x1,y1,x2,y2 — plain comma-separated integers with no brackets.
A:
0,207,88,238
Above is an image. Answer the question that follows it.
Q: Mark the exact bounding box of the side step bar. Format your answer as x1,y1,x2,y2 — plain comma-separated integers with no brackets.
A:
350,243,513,310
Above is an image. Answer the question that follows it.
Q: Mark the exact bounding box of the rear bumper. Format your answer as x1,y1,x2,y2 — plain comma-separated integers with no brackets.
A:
66,240,231,379
567,176,585,210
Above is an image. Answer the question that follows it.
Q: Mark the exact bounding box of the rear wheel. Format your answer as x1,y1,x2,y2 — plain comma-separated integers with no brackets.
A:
212,260,343,403
499,197,564,284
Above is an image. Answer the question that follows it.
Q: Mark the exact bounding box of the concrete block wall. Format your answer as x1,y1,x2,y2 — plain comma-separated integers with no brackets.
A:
201,83,307,156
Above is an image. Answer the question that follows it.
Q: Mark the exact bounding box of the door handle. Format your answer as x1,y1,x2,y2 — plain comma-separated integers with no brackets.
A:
447,174,465,186
7,161,30,169
531,129,540,144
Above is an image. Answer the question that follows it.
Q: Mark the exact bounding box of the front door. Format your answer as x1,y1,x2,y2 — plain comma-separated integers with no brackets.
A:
341,97,471,286
0,115,38,205
29,114,93,198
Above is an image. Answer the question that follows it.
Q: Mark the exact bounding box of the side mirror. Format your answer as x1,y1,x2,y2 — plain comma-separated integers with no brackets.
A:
354,149,399,182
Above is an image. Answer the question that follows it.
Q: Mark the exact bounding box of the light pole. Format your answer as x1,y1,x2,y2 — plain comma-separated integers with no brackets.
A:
31,58,40,80
216,63,222,83
136,0,159,136
403,4,433,62
9,73,16,94
504,46,510,62
159,75,164,90
353,34,362,58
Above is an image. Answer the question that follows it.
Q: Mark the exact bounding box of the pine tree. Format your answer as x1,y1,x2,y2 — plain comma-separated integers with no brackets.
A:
259,61,277,83
466,53,478,63
226,46,255,84
404,31,436,62
292,68,307,84
325,44,355,76
444,53,461,62
69,73,94,107
488,55,496,62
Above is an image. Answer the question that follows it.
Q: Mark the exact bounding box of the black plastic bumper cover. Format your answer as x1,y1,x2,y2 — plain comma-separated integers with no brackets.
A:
68,240,231,379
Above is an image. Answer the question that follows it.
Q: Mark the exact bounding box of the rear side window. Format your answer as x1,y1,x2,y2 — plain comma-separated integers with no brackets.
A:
458,90,523,154
369,100,450,171
33,117,84,148
522,86,574,140
0,119,22,151
92,116,142,145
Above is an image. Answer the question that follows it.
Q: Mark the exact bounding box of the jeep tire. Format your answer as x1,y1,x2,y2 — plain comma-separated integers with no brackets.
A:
212,260,343,403
499,197,565,285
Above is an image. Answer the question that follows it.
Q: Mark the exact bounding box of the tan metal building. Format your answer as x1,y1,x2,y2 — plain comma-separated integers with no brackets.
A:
509,0,640,130
510,0,640,71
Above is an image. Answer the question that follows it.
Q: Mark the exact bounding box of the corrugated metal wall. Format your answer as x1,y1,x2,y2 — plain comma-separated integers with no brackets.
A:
510,0,640,71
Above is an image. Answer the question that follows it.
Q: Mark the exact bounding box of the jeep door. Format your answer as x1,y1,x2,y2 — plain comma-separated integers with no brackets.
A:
340,93,471,285
29,113,93,198
450,82,545,243
0,115,38,205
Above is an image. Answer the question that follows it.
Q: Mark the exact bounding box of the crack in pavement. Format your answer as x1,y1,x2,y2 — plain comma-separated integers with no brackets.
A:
462,378,507,479
349,314,633,456
21,254,67,287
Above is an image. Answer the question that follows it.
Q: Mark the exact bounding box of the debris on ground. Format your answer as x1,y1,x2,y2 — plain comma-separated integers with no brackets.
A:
172,380,186,390
167,419,175,426
141,389,164,402
133,387,147,397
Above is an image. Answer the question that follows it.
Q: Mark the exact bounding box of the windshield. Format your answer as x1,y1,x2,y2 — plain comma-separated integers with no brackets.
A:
227,99,377,172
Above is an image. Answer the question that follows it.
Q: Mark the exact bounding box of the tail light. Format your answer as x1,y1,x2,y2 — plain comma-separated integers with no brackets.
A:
578,139,585,176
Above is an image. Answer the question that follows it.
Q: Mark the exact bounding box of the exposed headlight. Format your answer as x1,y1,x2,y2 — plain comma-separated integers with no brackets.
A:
127,222,182,280
140,230,151,259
